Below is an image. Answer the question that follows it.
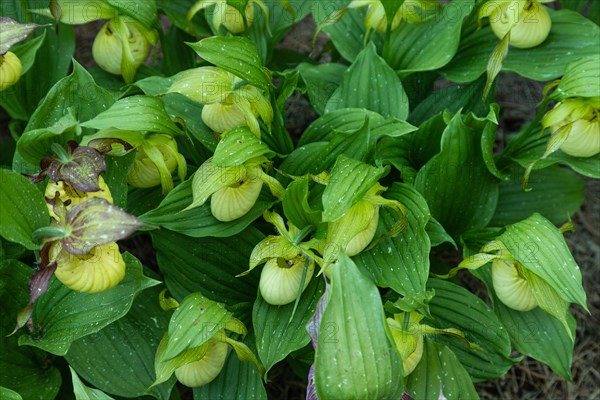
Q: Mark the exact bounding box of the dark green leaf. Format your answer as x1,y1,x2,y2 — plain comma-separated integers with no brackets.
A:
0,169,49,249
296,63,346,115
70,368,115,400
151,227,263,321
66,284,174,400
18,253,159,355
104,152,136,208
282,177,321,230
490,166,585,226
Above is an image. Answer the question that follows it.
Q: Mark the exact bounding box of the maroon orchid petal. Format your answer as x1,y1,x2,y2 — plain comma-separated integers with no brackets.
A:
29,263,57,304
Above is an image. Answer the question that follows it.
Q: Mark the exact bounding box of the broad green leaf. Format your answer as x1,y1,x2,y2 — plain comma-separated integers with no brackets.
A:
490,166,585,226
322,6,384,63
282,177,322,230
140,178,276,237
0,169,49,249
497,213,587,310
314,253,404,399
426,217,456,248
0,387,22,400
555,54,600,99
23,60,115,132
355,183,430,295
253,278,324,373
511,130,600,179
18,253,159,355
193,338,267,400
163,93,217,153
296,62,346,115
425,279,515,381
104,152,136,208
17,110,80,165
325,43,409,120
321,155,386,222
213,127,276,167
70,368,115,400
9,30,45,74
405,338,478,400
187,36,271,92
409,76,489,126
156,0,211,35
105,0,159,29
415,111,499,237
442,10,600,83
163,293,233,360
81,95,183,137
385,0,476,73
0,259,62,400
65,285,174,400
472,266,575,380
151,227,263,321
299,108,416,146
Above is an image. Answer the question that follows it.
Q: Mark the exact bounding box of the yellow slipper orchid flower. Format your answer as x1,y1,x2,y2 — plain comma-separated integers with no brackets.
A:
0,51,22,91
45,175,113,220
168,66,273,137
174,339,229,388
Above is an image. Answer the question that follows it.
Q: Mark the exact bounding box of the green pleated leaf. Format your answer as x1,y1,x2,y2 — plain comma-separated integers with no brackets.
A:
321,155,386,222
187,36,271,92
325,42,409,120
17,110,80,165
66,285,174,400
490,166,585,226
193,337,267,400
164,294,233,360
442,9,600,83
81,96,183,137
9,31,45,75
355,183,430,296
213,127,276,167
425,279,515,381
105,0,159,29
472,266,575,380
18,253,159,355
103,152,136,208
164,93,217,153
253,278,324,373
511,131,600,179
151,227,262,321
0,260,62,400
405,338,479,400
282,177,322,230
497,213,587,311
299,108,416,146
314,253,404,399
555,54,600,99
385,0,476,73
296,62,346,115
140,178,276,237
426,217,456,248
0,169,49,250
0,387,22,400
414,111,499,237
70,368,115,400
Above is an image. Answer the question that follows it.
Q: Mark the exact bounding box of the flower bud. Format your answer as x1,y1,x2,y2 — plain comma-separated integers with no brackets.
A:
214,1,255,33
348,0,437,32
492,259,538,311
174,339,228,387
201,102,248,134
210,174,263,222
485,0,552,49
387,313,424,377
259,255,315,305
542,97,600,158
51,242,126,293
92,19,150,81
0,51,22,92
45,175,113,220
